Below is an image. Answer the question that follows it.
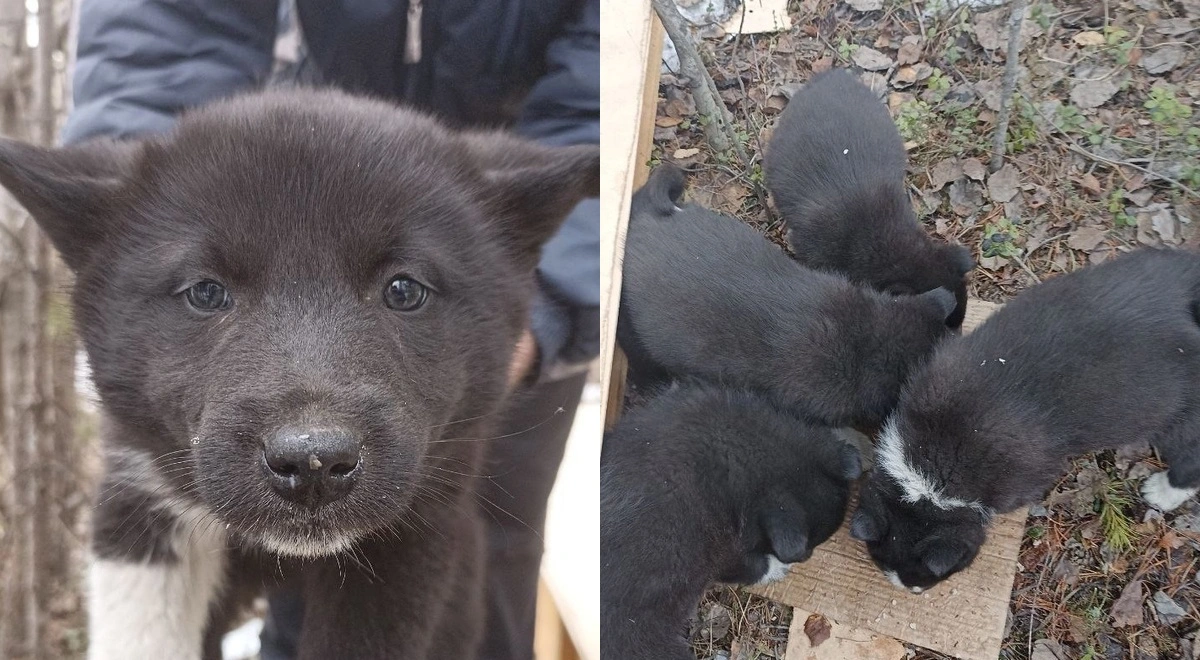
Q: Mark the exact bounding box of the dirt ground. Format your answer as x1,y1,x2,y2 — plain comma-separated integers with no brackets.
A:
645,0,1200,658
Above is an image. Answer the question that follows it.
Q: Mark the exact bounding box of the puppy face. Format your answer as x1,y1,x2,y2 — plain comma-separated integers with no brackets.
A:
850,476,986,591
0,90,598,557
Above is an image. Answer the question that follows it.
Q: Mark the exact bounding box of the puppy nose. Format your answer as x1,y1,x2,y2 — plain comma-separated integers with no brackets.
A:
263,427,361,507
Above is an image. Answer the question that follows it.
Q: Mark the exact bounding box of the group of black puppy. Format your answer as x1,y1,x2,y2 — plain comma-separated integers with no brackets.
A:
601,68,1200,659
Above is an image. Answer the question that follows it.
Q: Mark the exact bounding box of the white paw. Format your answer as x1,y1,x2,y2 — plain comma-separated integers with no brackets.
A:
884,570,924,594
1142,471,1198,512
753,555,793,585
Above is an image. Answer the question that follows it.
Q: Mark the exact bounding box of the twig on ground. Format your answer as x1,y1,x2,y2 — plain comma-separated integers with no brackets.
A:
990,0,1029,173
651,0,734,156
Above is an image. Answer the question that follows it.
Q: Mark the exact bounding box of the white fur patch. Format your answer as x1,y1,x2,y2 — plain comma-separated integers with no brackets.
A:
1142,471,1198,512
753,554,792,586
87,505,227,660
259,531,356,558
883,570,924,594
877,418,991,517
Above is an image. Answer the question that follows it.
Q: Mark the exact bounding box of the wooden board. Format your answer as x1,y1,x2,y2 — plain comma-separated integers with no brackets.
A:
599,0,661,431
753,300,1027,660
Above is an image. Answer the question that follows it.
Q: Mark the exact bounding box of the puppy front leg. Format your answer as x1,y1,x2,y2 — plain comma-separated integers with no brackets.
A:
1145,418,1200,512
88,492,227,660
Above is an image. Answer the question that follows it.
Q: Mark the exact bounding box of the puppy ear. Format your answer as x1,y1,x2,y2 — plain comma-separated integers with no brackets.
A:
838,443,863,480
0,137,141,271
944,243,975,278
849,509,882,542
916,287,957,323
921,539,970,578
461,132,599,269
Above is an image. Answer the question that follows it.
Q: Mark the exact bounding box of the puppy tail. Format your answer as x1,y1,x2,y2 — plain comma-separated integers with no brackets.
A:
630,163,686,219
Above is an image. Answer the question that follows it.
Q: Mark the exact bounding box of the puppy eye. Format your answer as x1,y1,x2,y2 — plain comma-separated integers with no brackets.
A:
383,276,428,311
184,280,232,312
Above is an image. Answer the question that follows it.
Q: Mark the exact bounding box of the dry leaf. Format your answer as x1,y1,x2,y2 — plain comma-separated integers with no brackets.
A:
1073,31,1105,46
1067,226,1107,251
803,613,832,647
929,158,962,191
1070,78,1119,109
1141,46,1185,75
673,147,700,159
811,56,833,74
962,158,987,181
852,46,893,71
893,66,919,88
763,94,788,114
1111,579,1145,628
987,164,1021,203
655,116,683,128
897,36,922,65
1079,173,1102,197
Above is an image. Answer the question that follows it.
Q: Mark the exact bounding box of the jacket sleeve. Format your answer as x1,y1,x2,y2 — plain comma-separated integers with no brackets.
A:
61,0,278,145
514,0,601,383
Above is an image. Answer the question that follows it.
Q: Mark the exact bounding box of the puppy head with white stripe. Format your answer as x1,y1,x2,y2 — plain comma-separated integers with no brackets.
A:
850,418,991,592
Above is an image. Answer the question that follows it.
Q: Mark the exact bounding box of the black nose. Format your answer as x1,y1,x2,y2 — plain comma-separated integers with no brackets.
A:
263,427,362,507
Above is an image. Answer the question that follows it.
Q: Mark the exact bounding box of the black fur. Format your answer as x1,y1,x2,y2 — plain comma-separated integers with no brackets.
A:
601,382,860,660
853,248,1200,590
0,88,598,658
765,68,973,328
618,164,958,428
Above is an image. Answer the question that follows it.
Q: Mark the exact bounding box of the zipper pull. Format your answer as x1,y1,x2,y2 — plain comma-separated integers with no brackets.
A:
404,0,423,64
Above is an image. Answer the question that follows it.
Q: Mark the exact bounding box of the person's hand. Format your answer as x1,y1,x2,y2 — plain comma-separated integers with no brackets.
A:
507,329,538,389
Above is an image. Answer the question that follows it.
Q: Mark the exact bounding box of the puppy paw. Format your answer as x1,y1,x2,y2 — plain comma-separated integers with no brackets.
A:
1142,471,1198,512
753,555,793,586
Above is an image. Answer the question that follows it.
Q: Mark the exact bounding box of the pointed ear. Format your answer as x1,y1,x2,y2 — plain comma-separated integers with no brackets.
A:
921,538,970,578
461,132,599,269
849,509,882,542
917,287,957,323
0,137,141,271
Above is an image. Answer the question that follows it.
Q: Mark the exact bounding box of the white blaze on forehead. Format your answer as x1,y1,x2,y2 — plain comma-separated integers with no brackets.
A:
876,418,990,515
1142,471,1198,512
87,505,227,660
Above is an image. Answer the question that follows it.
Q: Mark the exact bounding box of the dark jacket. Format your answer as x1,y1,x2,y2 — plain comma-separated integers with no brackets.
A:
62,0,600,382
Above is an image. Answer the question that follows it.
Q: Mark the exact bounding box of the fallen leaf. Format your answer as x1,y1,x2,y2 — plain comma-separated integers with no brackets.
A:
1141,46,1185,75
975,79,1003,112
873,34,890,49
811,56,833,74
673,147,700,159
897,37,922,65
1127,188,1155,207
1152,590,1189,625
1068,226,1107,251
852,46,893,71
893,66,919,88
655,116,683,128
1137,212,1159,246
987,164,1021,203
859,72,888,97
887,91,915,112
803,613,832,647
1111,579,1145,627
1073,31,1106,46
1152,207,1179,243
949,179,984,216
1070,78,1120,109
763,94,788,114
1154,17,1195,36
929,158,963,191
1079,173,1102,197
973,6,1043,51
847,0,883,9
694,602,732,641
962,158,987,181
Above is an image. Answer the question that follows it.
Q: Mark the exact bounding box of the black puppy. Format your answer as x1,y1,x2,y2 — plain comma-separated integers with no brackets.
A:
601,381,860,660
765,68,973,328
851,248,1200,592
618,164,958,428
0,89,598,659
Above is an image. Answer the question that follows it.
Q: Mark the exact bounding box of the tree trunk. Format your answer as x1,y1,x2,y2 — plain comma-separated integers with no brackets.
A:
0,1,88,658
